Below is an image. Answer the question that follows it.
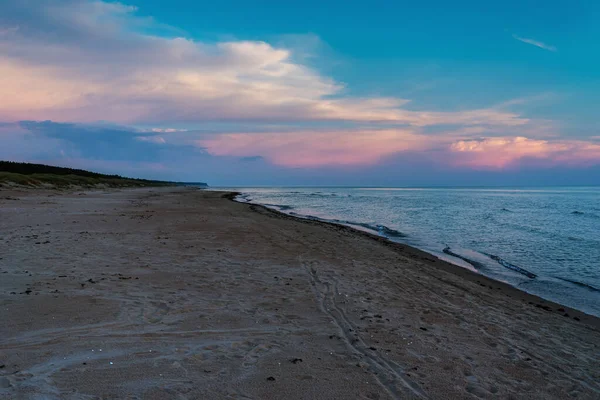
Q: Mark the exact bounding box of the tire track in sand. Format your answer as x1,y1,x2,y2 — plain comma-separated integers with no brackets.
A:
302,258,428,400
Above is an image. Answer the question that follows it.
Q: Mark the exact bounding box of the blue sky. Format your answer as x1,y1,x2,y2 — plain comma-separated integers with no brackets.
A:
0,0,599,185
133,2,597,90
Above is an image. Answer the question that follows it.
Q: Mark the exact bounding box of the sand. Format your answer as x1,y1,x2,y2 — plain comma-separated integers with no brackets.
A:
0,187,598,399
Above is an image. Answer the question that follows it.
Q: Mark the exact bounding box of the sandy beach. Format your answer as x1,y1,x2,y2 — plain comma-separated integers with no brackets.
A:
0,187,598,399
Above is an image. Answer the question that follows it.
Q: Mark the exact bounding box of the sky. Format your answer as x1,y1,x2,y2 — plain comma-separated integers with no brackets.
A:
1,0,599,186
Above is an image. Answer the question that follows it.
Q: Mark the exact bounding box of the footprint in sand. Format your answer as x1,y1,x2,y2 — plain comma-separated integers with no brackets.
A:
142,302,171,323
241,343,276,368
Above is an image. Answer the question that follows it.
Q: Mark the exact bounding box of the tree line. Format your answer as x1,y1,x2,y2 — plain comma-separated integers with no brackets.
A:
0,161,158,183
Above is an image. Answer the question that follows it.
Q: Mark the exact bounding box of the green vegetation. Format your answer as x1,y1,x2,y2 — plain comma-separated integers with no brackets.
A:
0,161,176,188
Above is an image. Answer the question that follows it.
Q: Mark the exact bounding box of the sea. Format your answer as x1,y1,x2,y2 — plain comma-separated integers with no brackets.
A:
220,186,600,317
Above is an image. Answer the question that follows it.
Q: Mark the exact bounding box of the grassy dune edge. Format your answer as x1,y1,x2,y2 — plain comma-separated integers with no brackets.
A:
0,161,205,188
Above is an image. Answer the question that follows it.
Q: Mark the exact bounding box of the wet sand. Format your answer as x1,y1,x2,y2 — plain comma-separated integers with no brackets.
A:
0,187,599,399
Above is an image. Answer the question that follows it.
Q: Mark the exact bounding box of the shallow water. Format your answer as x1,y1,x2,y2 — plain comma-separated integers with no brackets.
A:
220,186,600,316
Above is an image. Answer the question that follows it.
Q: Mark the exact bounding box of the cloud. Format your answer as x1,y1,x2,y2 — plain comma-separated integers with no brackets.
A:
16,120,173,162
199,129,600,169
0,122,65,161
1,1,598,183
0,0,527,128
199,129,434,167
12,119,598,173
136,135,166,144
512,34,557,52
4,120,600,185
450,137,600,168
150,128,188,133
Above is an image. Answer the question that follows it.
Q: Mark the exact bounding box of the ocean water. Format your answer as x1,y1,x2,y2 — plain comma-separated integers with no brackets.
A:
226,187,600,317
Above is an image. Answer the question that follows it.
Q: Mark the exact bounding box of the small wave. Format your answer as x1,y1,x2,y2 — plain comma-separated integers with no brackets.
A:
290,212,319,220
307,192,341,198
555,277,600,292
289,213,347,227
571,210,599,219
235,194,252,203
442,247,487,270
500,208,512,212
286,213,406,238
262,203,294,211
483,253,537,279
376,224,405,238
348,223,405,238
496,221,543,235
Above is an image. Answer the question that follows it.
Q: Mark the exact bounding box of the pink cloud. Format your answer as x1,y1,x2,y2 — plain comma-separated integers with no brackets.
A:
198,131,600,169
199,130,433,167
450,137,600,169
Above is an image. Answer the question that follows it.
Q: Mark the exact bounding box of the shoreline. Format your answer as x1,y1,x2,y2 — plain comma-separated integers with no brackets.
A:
2,187,599,399
225,191,600,326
